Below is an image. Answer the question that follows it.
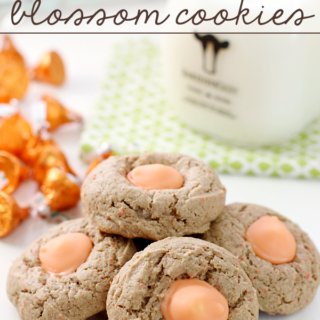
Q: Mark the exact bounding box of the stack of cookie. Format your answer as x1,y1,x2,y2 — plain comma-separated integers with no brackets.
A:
7,153,320,320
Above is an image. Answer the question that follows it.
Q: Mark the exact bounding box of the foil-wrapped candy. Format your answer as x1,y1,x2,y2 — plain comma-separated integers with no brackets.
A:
0,36,24,66
0,36,29,103
41,95,82,132
40,168,80,212
0,191,29,238
33,51,65,85
0,113,33,157
21,127,55,167
87,142,113,174
0,151,31,194
33,143,76,184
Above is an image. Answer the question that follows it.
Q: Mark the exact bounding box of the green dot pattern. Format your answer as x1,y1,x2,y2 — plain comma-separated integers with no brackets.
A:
80,38,320,180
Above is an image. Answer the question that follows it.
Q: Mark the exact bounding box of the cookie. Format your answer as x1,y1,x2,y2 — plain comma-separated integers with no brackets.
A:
107,237,259,320
202,203,320,315
7,218,136,320
81,153,226,240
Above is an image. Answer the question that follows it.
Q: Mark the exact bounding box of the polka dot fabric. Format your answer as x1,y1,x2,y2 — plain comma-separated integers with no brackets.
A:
80,38,320,180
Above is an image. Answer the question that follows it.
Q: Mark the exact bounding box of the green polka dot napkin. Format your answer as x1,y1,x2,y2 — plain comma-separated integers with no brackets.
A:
80,38,320,180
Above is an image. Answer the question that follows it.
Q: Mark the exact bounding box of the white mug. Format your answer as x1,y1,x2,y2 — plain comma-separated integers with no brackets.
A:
162,1,320,146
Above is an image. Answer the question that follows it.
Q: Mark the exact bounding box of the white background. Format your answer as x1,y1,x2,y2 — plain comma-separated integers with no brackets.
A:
1,0,320,32
0,1,320,319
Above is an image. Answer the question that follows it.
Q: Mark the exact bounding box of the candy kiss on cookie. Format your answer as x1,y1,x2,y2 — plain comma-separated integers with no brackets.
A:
39,233,92,277
246,216,297,265
161,279,229,320
8,218,136,319
83,154,226,240
127,164,184,190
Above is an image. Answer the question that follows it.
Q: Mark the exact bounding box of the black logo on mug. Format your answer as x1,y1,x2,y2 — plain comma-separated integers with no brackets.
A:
195,33,229,74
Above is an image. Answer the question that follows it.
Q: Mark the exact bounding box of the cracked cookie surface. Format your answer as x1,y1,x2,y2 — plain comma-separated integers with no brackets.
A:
107,237,259,320
7,218,136,320
202,203,320,315
81,153,226,240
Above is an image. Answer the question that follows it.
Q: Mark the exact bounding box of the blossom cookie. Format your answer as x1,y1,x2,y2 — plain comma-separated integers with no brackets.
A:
107,237,259,320
81,153,226,240
202,203,320,315
7,218,136,320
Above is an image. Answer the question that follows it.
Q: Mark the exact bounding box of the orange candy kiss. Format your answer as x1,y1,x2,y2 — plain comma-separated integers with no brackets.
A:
41,168,80,211
33,143,76,184
0,60,29,103
86,142,113,175
33,51,65,85
87,152,112,175
0,36,29,103
127,164,184,190
39,233,92,277
0,36,25,67
0,191,29,238
246,216,297,265
21,133,56,167
0,113,33,157
161,279,229,320
42,95,82,132
0,151,31,194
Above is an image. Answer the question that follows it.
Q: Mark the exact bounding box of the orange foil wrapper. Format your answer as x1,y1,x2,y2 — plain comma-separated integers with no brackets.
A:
33,143,76,184
0,113,33,157
87,145,113,174
0,151,31,194
42,95,82,132
41,168,80,211
21,131,56,167
0,60,29,103
0,36,29,103
0,36,25,66
33,51,65,85
0,191,29,238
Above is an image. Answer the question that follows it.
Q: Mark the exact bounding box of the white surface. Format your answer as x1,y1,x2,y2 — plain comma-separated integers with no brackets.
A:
1,2,320,319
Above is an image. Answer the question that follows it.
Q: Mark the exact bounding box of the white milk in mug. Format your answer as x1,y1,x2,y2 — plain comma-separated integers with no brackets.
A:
162,1,320,146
